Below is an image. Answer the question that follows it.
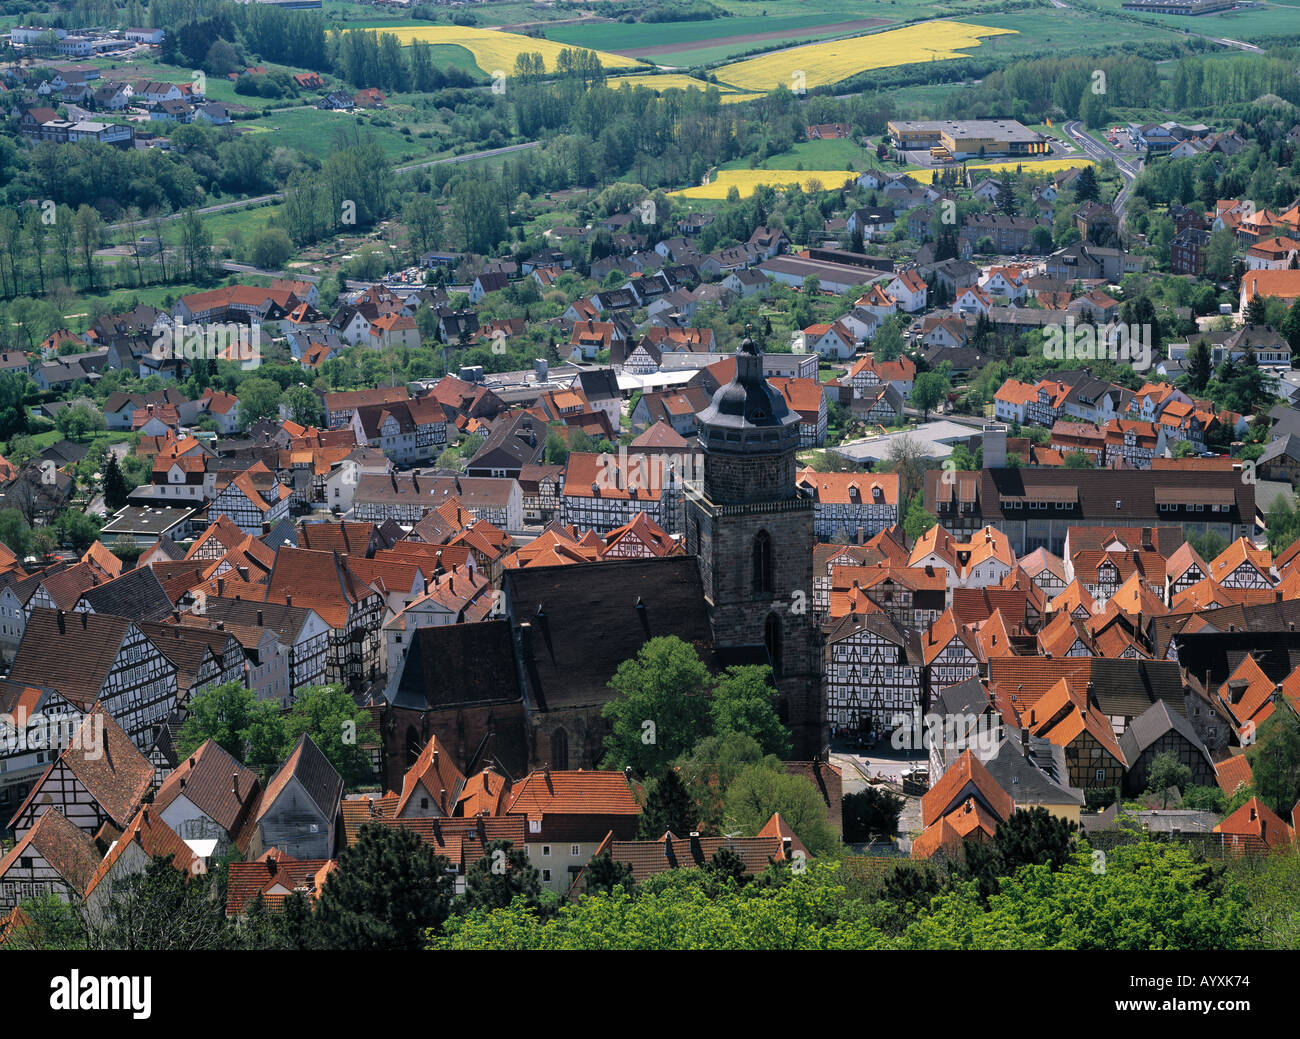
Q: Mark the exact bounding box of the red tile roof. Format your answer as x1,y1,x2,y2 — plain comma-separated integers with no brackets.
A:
1214,797,1293,849
507,769,641,819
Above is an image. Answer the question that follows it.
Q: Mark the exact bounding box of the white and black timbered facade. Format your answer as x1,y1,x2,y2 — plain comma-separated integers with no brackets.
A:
0,811,96,912
922,627,980,697
823,612,922,737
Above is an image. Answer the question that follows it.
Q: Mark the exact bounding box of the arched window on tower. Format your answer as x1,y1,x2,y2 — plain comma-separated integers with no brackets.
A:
764,612,784,677
405,728,421,768
753,529,774,595
551,728,570,771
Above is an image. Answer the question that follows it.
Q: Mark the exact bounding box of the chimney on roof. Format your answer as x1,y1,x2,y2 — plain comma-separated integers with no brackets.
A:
56,610,65,634
257,609,263,627
286,594,292,607
232,772,239,799
80,611,87,629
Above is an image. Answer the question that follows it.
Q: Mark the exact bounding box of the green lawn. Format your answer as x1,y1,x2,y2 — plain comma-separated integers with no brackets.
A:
718,137,920,175
546,10,904,58
958,8,1184,55
241,106,444,163
1078,0,1300,41
202,202,285,251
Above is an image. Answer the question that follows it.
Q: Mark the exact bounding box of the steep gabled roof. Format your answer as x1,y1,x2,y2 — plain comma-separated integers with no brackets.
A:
0,809,99,897
153,739,262,840
1118,700,1211,770
78,564,174,621
84,805,197,900
457,767,511,818
1027,678,1127,767
1214,754,1253,797
10,705,153,832
1214,796,1293,848
396,735,466,816
258,734,343,824
9,609,136,708
921,750,1013,828
504,555,716,711
226,850,334,915
265,547,377,628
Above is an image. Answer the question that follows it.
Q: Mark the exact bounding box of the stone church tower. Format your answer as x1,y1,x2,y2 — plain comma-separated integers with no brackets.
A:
685,336,825,757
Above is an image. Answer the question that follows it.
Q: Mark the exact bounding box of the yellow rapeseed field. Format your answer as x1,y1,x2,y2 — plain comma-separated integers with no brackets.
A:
713,20,1017,92
604,74,755,103
965,158,1096,176
349,25,643,75
673,168,858,200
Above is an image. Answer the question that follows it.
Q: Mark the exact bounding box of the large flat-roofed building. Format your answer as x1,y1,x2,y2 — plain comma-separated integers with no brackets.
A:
888,119,1048,161
1121,0,1234,13
923,467,1255,556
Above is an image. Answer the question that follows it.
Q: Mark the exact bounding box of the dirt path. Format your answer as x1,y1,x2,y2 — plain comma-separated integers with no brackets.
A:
610,17,891,57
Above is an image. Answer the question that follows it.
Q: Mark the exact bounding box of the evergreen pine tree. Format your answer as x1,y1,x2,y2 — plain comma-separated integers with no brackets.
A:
639,767,699,838
102,451,128,512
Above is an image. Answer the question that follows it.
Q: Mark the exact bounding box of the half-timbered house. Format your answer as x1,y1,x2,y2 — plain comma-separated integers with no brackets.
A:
796,469,900,540
8,610,179,752
823,611,922,737
6,705,154,839
0,808,100,912
210,462,291,535
265,548,384,691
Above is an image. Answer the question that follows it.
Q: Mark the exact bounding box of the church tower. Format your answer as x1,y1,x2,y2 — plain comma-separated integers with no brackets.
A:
685,336,824,757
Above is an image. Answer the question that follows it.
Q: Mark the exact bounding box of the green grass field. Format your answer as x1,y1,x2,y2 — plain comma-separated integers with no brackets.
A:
1,428,135,458
241,106,446,163
718,137,874,172
545,11,903,59
1079,0,1300,41
201,203,284,250
955,8,1186,54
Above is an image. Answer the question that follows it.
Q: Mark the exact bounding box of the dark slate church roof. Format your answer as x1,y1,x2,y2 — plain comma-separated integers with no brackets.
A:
1174,630,1300,687
506,555,715,712
389,619,522,712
